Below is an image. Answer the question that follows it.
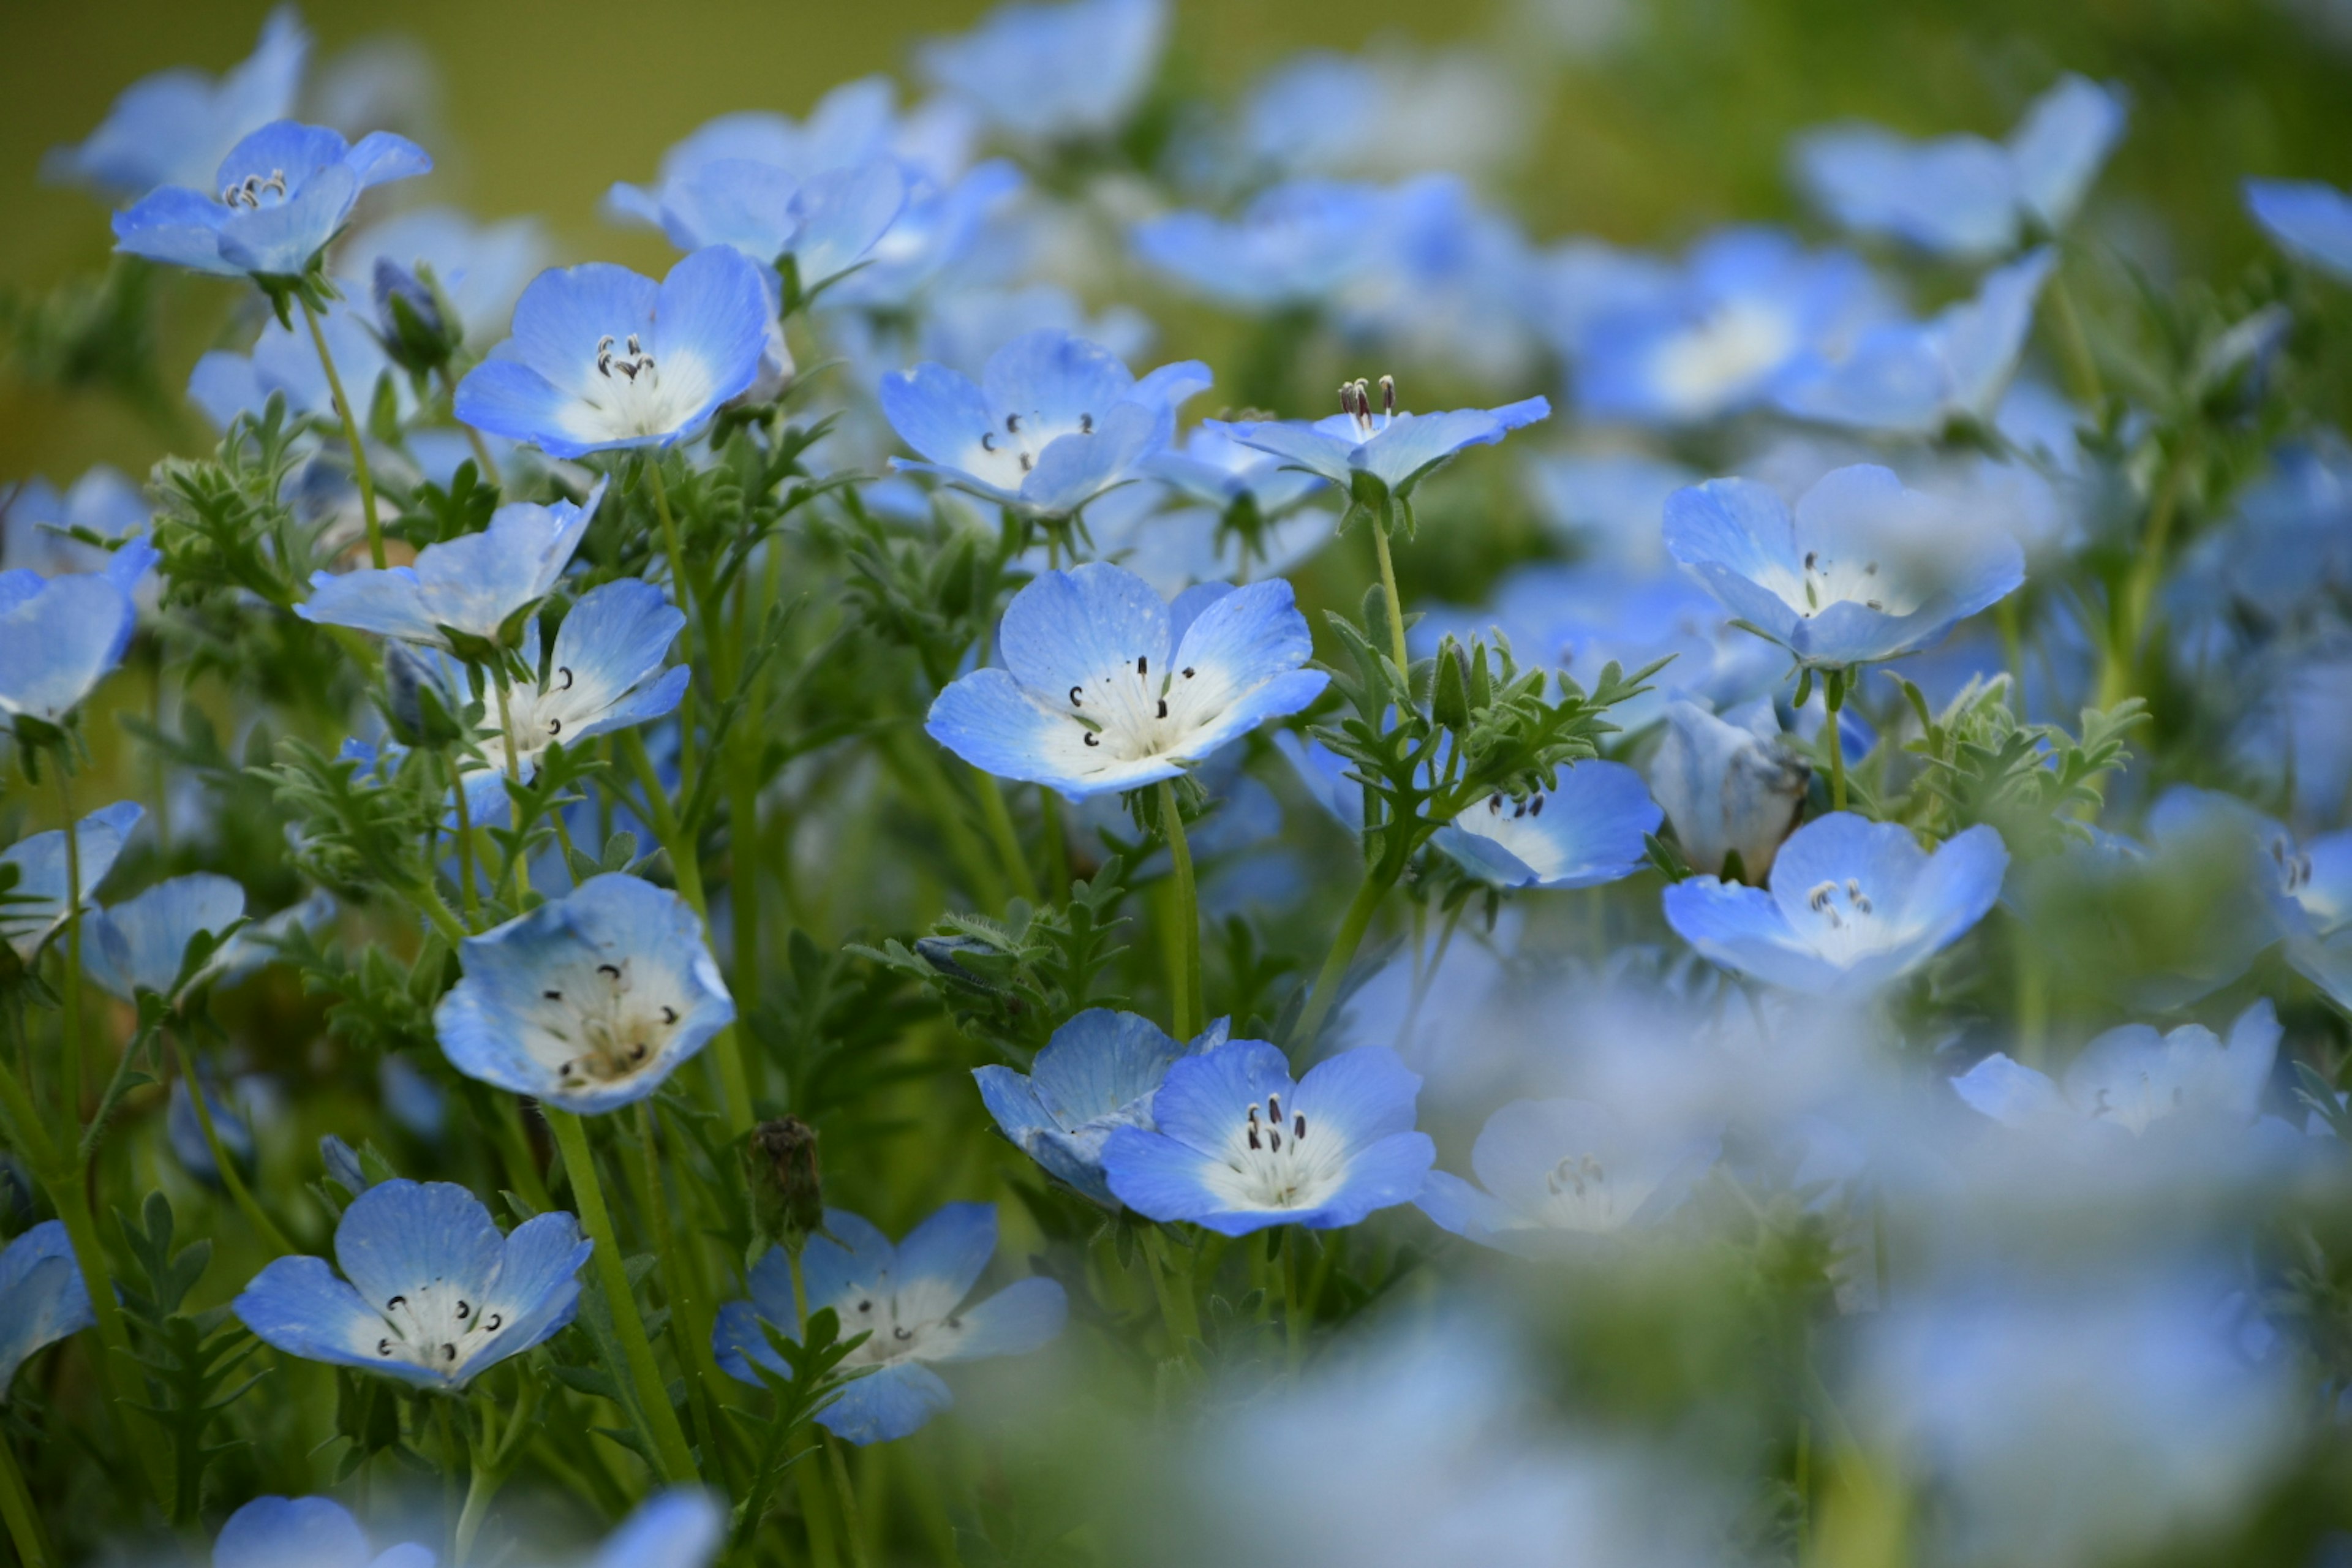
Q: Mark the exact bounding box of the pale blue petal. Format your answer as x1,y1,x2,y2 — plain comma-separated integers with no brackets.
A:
214,1496,372,1568
2009,75,2127,230
2246,179,2352,285
1951,1052,2068,1130
925,1276,1066,1362
881,363,995,467
818,1361,953,1444
1663,879,1844,993
333,1180,503,1316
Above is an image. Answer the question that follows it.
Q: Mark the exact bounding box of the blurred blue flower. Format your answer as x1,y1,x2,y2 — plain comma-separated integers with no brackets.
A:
1954,999,2281,1143
237,1178,587,1390
917,0,1166,142
974,1008,1229,1205
1645,699,1811,880
1101,1039,1434,1235
83,872,246,1001
455,248,772,461
1524,450,1700,572
714,1204,1066,1444
819,160,1025,312
1664,464,2026,669
927,563,1326,799
609,150,908,297
381,1054,448,1141
1147,424,1328,515
1213,379,1550,507
211,1495,434,1568
112,121,430,280
1795,75,2127,260
320,1134,371,1198
168,1073,263,1188
2275,828,2352,1011
1,467,152,581
1,800,143,962
1664,812,2008,993
1432,762,1661,889
344,206,548,348
1417,1098,1718,1252
0,541,159,726
0,1222,93,1400
573,1491,726,1568
1131,179,1405,311
190,293,403,431
1237,47,1526,184
2245,179,2352,284
843,281,1151,391
881,328,1209,517
43,7,308,200
432,873,734,1114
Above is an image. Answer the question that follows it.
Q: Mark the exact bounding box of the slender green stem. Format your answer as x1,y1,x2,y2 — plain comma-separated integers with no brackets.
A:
445,749,481,926
55,768,84,1120
167,1032,294,1254
1824,677,1848,814
543,1108,700,1485
1158,780,1203,1042
876,730,1004,913
2046,268,2106,410
300,295,384,569
1292,867,1395,1048
972,767,1041,907
1141,1227,1200,1352
491,1095,553,1214
492,673,530,904
646,459,696,627
2098,449,2188,709
0,1430,55,1568
631,1102,729,1476
1370,516,1409,672
439,366,503,489
1395,900,1464,1052
1281,1229,1308,1370
824,1436,873,1568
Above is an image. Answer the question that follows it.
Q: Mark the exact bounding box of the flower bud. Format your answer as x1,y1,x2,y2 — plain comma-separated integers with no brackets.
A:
372,257,461,375
1646,699,1810,880
745,1117,824,1252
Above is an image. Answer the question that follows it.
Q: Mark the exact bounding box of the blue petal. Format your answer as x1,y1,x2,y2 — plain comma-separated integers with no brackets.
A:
926,668,1110,794
84,872,246,1000
216,164,358,277
0,1224,93,1394
1098,1126,1236,1228
790,160,909,287
1793,124,2017,258
2010,75,2127,230
891,1202,997,1326
1294,1046,1423,1147
234,1254,425,1383
0,801,144,962
927,1275,1066,1362
1413,1169,1524,1248
483,1211,591,1362
647,245,774,414
1662,878,1842,993
111,186,237,274
0,571,138,722
713,1296,788,1383
817,1360,953,1444
2246,179,2352,285
1287,1131,1436,1231
344,131,434,190
1019,399,1164,515
801,1209,898,1318
1661,478,1804,643
548,578,685,717
1951,1052,2069,1129
1028,1008,1186,1126
334,1180,504,1317
999,564,1172,705
585,1491,726,1568
214,1496,372,1568
881,362,994,468
982,330,1138,435
1438,760,1660,889
1145,1037,1294,1154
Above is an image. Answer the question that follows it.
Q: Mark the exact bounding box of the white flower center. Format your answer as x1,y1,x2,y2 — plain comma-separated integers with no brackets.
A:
834,1292,967,1368
483,663,599,778
521,956,688,1092
1063,651,1208,764
2075,1072,2187,1137
220,168,290,209
1649,300,1796,410
1800,877,1889,965
1198,1090,1349,1212
965,407,1098,491
1533,1151,1635,1232
369,1281,508,1374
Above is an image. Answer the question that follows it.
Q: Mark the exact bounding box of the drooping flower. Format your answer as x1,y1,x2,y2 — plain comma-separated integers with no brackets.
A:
2245,178,2352,285
1663,464,2026,669
1416,1098,1719,1253
83,872,247,1002
713,1204,1067,1444
0,541,160,728
1212,377,1550,511
1663,812,2008,994
211,1495,434,1568
880,329,1210,518
974,1009,1231,1205
454,248,773,461
0,1223,94,1400
1431,763,1662,890
926,562,1327,799
1101,1039,1434,1235
916,0,1166,142
1644,699,1812,879
432,874,734,1114
1954,999,2281,1144
235,1178,588,1390
111,121,431,281
0,801,143,961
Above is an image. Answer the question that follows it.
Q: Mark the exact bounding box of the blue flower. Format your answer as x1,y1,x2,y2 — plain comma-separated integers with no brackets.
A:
974,1009,1229,1205
0,1223,93,1400
714,1204,1067,1444
1432,763,1662,890
1643,700,1811,879
1525,451,1702,572
111,121,431,281
608,141,909,295
1100,1039,1434,1235
574,1491,726,1568
83,872,246,1001
344,207,548,347
2,467,153,581
881,328,1210,518
1662,812,2008,994
1776,249,2056,437
321,1134,371,1198
2275,829,2352,1013
1213,380,1550,508
454,248,773,461
917,0,1167,141
926,563,1327,799
432,873,734,1114
0,541,158,726
296,481,605,649
1131,179,1405,311
235,1178,588,1390
1794,75,2127,260
1417,1098,1718,1253
43,8,307,200
190,292,402,431
1237,47,1525,184
2245,178,2352,285
169,1074,261,1187
1954,999,2281,1143
1,801,143,961
211,1495,434,1568
1146,424,1329,515
1664,464,2026,669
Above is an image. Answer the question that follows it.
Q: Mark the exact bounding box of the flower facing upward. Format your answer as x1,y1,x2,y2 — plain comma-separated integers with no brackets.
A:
1212,374,1550,505
975,1008,1230,1206
0,1223,94,1401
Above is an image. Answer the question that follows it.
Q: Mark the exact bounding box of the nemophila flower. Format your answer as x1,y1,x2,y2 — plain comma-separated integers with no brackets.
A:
974,1008,1230,1205
1212,376,1550,510
343,206,548,350
169,1073,268,1187
926,562,1326,799
2,467,152,581
1645,699,1812,880
0,541,158,728
917,0,1166,142
881,328,1210,518
713,1204,1067,1444
433,874,733,1114
236,1178,586,1390
454,247,772,461
1954,1000,2281,1144
1432,763,1662,890
190,292,402,431
0,801,143,961
1417,1098,1719,1253
1130,179,1407,311
1794,75,2127,260
2245,178,2352,285
609,150,908,295
1664,464,2026,669
1147,424,1329,516
111,121,431,281
1664,812,2008,994
561,1490,726,1568
212,1496,434,1568
296,481,605,649
1238,47,1525,184
83,872,246,1001
43,8,307,200
0,1223,93,1399
848,281,1152,389
2272,829,2352,1012
1100,1039,1434,1235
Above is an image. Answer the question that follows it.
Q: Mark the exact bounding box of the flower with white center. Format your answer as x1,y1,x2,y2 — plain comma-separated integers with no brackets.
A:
2267,824,2352,1012
1101,1038,1434,1235
1431,761,1662,890
974,1008,1231,1207
0,1223,94,1401
1416,1098,1719,1254
0,540,159,728
881,328,1211,518
1954,999,2281,1144
454,247,773,461
432,873,734,1114
296,481,605,649
0,800,142,962
209,1495,433,1568
234,1178,589,1390
1212,374,1550,510
82,872,246,1002
1644,699,1812,879
1664,464,2026,669
927,562,1327,799
714,1204,1066,1444
916,0,1166,142
1663,811,2008,995
43,8,307,201
2246,178,2352,285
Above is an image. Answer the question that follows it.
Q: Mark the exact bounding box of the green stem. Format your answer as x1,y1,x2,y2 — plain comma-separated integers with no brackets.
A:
1370,514,1409,672
824,1436,873,1568
492,673,530,904
167,1032,293,1255
1395,900,1464,1052
1292,867,1395,1048
646,459,696,628
543,1109,700,1485
492,1095,553,1214
439,366,503,489
0,1430,55,1568
1142,1227,1200,1353
972,767,1041,907
2046,268,2106,410
1157,780,1203,1042
445,749,481,927
877,730,1004,913
2098,450,2188,709
1825,676,1848,814
300,295,384,569
631,1102,726,1476
55,769,84,1122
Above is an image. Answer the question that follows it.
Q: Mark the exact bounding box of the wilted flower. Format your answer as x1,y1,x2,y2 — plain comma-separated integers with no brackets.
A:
0,1223,93,1400
975,1008,1229,1205
1645,699,1811,879
111,121,430,281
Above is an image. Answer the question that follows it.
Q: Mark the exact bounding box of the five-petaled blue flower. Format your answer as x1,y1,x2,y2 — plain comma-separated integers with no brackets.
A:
83,872,246,1002
1100,1039,1434,1235
608,143,908,297
111,120,431,281
1664,464,2026,669
1432,763,1662,890
975,1008,1231,1206
455,247,773,461
211,1495,434,1568
1,801,143,962
1663,812,2008,994
714,1204,1067,1444
432,873,734,1114
1417,1098,1719,1253
917,0,1166,142
1954,998,2280,1145
927,562,1327,799
1212,376,1550,511
0,1223,94,1401
0,540,159,728
235,1178,589,1390
2245,179,2352,286
881,328,1210,518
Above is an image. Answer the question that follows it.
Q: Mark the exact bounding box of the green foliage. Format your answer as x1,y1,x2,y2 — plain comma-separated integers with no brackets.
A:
114,1192,266,1524
1893,674,2148,858
259,737,440,904
726,1305,865,1554
148,398,318,611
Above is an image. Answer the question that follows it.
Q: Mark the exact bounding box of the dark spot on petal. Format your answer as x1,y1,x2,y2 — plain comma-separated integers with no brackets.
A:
598,963,621,979
1083,732,1099,747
